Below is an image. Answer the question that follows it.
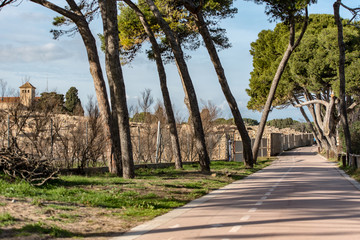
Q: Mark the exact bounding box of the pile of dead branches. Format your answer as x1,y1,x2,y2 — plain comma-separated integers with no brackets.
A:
0,150,58,186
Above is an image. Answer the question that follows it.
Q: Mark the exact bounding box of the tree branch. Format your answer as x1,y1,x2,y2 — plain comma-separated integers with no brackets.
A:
347,101,358,113
294,99,329,108
0,0,18,9
30,0,80,21
292,7,308,50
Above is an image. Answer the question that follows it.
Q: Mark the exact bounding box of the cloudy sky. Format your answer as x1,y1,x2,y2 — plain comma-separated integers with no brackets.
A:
0,0,357,121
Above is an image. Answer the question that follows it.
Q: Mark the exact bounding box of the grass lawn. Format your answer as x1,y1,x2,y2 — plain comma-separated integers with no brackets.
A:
0,158,274,239
340,164,360,182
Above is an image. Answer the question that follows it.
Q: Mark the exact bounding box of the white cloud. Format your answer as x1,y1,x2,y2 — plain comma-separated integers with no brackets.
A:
0,43,70,63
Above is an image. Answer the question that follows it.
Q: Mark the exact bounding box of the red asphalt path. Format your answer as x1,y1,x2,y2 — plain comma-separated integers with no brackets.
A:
112,146,360,240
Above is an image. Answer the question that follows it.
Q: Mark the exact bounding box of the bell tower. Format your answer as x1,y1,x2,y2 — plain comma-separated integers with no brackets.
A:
19,82,36,107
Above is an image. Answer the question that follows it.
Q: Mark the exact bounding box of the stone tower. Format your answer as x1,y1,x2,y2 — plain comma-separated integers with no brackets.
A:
19,82,36,107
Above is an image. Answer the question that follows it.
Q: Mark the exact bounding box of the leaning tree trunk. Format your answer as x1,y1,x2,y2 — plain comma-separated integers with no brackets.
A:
334,0,352,162
99,0,134,178
253,44,293,162
295,94,337,153
253,12,308,162
303,90,330,151
292,95,321,148
185,4,253,168
29,0,122,175
124,0,182,169
145,0,210,172
73,22,122,175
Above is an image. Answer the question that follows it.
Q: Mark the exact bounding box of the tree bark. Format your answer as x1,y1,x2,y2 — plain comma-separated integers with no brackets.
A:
182,1,253,168
252,10,308,162
303,91,331,151
292,95,321,148
145,0,210,172
124,0,182,169
99,0,134,178
334,0,352,161
297,92,340,153
30,0,122,175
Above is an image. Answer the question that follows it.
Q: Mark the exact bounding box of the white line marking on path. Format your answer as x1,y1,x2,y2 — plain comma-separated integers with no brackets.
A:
248,208,257,213
240,215,251,221
255,201,263,206
168,224,180,229
229,225,242,233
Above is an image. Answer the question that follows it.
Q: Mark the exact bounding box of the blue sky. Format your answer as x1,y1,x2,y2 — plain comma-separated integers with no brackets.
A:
0,0,357,121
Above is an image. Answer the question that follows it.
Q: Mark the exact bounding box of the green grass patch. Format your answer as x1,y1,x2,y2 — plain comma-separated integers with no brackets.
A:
18,222,76,238
340,164,360,183
31,198,44,206
45,204,76,211
0,213,16,226
57,213,81,223
0,157,273,223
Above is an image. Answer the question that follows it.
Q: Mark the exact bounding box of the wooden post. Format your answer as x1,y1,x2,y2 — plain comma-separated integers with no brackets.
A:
155,121,161,164
138,127,141,162
342,155,346,167
218,137,221,160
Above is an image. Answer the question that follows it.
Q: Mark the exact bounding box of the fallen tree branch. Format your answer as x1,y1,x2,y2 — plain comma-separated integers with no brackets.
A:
0,150,58,186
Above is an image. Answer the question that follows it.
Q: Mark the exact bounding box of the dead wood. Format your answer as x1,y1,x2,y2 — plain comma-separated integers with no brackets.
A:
0,149,58,186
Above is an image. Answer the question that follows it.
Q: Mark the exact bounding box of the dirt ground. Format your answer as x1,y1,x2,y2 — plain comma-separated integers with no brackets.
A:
0,196,133,240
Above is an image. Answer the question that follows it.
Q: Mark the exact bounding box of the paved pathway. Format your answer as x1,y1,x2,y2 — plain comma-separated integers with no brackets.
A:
112,146,360,240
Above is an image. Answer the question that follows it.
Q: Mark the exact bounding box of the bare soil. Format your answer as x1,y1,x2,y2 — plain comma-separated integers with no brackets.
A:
0,195,131,240
0,171,233,240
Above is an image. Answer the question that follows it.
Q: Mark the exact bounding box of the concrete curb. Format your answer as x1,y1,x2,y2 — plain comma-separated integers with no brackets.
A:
318,154,360,191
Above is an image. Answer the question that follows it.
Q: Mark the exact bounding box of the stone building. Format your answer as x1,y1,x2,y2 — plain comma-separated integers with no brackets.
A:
0,82,38,109
19,82,36,107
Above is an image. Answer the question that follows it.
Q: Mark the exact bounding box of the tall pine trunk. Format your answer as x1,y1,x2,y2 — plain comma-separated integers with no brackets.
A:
124,0,182,169
29,0,123,175
145,0,210,172
76,22,122,174
334,0,352,162
253,11,308,162
99,0,134,178
183,2,253,168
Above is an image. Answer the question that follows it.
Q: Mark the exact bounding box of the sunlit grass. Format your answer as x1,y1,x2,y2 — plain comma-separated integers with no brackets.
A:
0,157,273,226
